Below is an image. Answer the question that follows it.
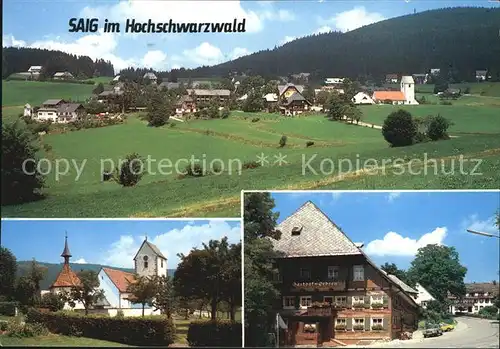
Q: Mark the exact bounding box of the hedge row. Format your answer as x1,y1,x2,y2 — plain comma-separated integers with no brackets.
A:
187,320,242,347
0,302,18,316
26,309,176,346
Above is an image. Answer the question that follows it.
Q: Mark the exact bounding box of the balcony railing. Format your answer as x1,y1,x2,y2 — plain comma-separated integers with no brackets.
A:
307,305,332,317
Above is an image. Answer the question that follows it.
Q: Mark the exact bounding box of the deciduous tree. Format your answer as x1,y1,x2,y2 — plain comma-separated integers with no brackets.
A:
128,275,158,317
69,270,105,315
0,247,17,300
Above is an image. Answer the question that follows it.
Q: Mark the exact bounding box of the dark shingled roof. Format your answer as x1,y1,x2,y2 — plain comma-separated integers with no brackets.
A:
57,103,84,113
272,201,363,258
42,99,64,106
282,92,311,106
278,83,304,96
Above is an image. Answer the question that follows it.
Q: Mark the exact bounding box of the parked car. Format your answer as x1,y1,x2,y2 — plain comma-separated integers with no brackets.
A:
440,322,455,332
423,323,443,338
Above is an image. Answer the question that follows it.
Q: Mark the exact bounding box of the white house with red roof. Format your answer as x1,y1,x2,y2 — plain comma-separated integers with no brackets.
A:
96,238,167,316
373,76,419,105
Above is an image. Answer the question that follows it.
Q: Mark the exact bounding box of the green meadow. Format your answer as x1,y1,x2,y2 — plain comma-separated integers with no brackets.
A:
2,80,97,107
2,81,500,218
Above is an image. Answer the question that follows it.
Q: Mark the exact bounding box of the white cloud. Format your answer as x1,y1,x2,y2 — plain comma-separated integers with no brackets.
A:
280,35,296,45
2,34,26,48
141,50,168,70
314,26,332,34
387,192,401,203
462,214,499,235
73,258,87,264
364,227,447,257
182,42,224,66
230,47,251,60
100,221,241,269
80,1,291,34
319,6,385,32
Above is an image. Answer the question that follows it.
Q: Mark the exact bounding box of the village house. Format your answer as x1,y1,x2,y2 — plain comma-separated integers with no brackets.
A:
352,92,375,105
53,71,74,80
186,89,231,105
28,66,43,74
263,93,279,112
47,234,167,317
372,76,419,105
412,73,428,84
324,78,344,85
385,74,399,84
175,95,196,114
98,90,124,104
143,72,158,84
278,83,311,116
430,68,441,76
24,103,32,117
413,283,435,309
476,70,488,82
36,99,86,123
272,201,419,347
447,282,499,315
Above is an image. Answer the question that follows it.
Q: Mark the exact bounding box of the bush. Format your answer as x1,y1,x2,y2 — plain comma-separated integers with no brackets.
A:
115,153,145,187
184,162,206,177
115,310,125,318
251,117,260,122
279,135,287,148
382,109,417,147
306,141,314,147
187,320,241,347
242,161,261,170
0,321,8,331
478,306,499,319
427,114,452,141
221,108,230,119
40,293,65,312
414,132,430,144
26,308,176,346
6,320,49,338
440,101,453,105
0,302,18,316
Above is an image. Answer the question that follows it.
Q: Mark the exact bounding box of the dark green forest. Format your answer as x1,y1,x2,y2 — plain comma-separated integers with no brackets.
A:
2,48,115,79
177,7,500,82
16,261,175,290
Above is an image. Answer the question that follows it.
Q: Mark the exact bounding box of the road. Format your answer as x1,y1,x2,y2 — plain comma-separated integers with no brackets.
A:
369,317,499,348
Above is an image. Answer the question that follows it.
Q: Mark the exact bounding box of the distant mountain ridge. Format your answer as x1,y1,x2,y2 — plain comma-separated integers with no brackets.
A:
16,261,176,290
180,7,500,81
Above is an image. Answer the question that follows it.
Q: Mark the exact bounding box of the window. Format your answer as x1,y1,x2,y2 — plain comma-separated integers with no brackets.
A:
353,265,364,281
161,259,164,268
479,299,484,303
327,266,339,280
353,318,364,330
303,323,317,333
300,268,311,279
324,296,334,304
335,318,346,326
371,295,383,304
371,318,383,327
474,306,478,311
143,255,148,269
335,296,347,305
300,296,312,309
352,296,364,305
283,296,295,309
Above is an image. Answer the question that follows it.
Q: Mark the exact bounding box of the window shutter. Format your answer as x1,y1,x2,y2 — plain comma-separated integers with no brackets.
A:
346,317,353,331
383,316,389,330
365,316,370,331
383,294,389,307
347,296,352,306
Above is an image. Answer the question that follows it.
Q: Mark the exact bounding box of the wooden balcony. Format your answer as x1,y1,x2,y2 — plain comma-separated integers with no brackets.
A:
307,306,332,317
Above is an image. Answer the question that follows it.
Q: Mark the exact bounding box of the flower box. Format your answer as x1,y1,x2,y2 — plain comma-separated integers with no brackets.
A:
353,325,365,331
371,325,384,331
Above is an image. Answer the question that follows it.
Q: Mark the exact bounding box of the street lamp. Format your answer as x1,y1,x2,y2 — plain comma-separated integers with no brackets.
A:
466,229,500,239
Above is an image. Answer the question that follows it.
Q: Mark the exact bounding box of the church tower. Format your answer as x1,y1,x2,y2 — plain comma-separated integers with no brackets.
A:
400,75,419,105
133,236,168,278
50,232,81,293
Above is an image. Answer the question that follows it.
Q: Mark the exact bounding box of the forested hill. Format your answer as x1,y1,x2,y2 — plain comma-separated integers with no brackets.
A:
2,47,115,79
183,7,500,81
16,261,176,290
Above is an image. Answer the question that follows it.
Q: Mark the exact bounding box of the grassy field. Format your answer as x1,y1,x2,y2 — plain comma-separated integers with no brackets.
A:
2,82,500,218
2,80,96,107
0,333,130,346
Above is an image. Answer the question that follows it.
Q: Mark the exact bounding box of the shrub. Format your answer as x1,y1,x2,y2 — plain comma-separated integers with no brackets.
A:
0,302,18,316
242,161,260,170
221,108,230,119
478,306,499,319
279,135,287,148
115,153,145,187
40,293,65,312
0,321,8,331
115,310,125,318
6,320,49,338
251,117,260,122
414,132,431,144
169,122,176,128
187,320,242,347
427,114,452,141
440,101,453,105
382,109,417,147
184,162,206,177
26,308,175,346
306,141,314,147
42,143,52,152
464,87,471,94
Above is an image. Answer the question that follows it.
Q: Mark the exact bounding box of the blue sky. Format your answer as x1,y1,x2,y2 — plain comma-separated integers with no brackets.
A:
3,0,498,73
270,191,500,283
1,219,241,268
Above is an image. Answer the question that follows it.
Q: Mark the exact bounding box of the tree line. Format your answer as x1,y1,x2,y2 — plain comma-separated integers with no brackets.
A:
2,47,114,79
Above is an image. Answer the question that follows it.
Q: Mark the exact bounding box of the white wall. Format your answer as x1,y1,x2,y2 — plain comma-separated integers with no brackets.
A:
98,269,121,308
135,242,167,278
37,111,58,122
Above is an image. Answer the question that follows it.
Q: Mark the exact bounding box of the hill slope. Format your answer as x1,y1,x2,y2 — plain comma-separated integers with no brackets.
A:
17,261,176,290
187,7,500,81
